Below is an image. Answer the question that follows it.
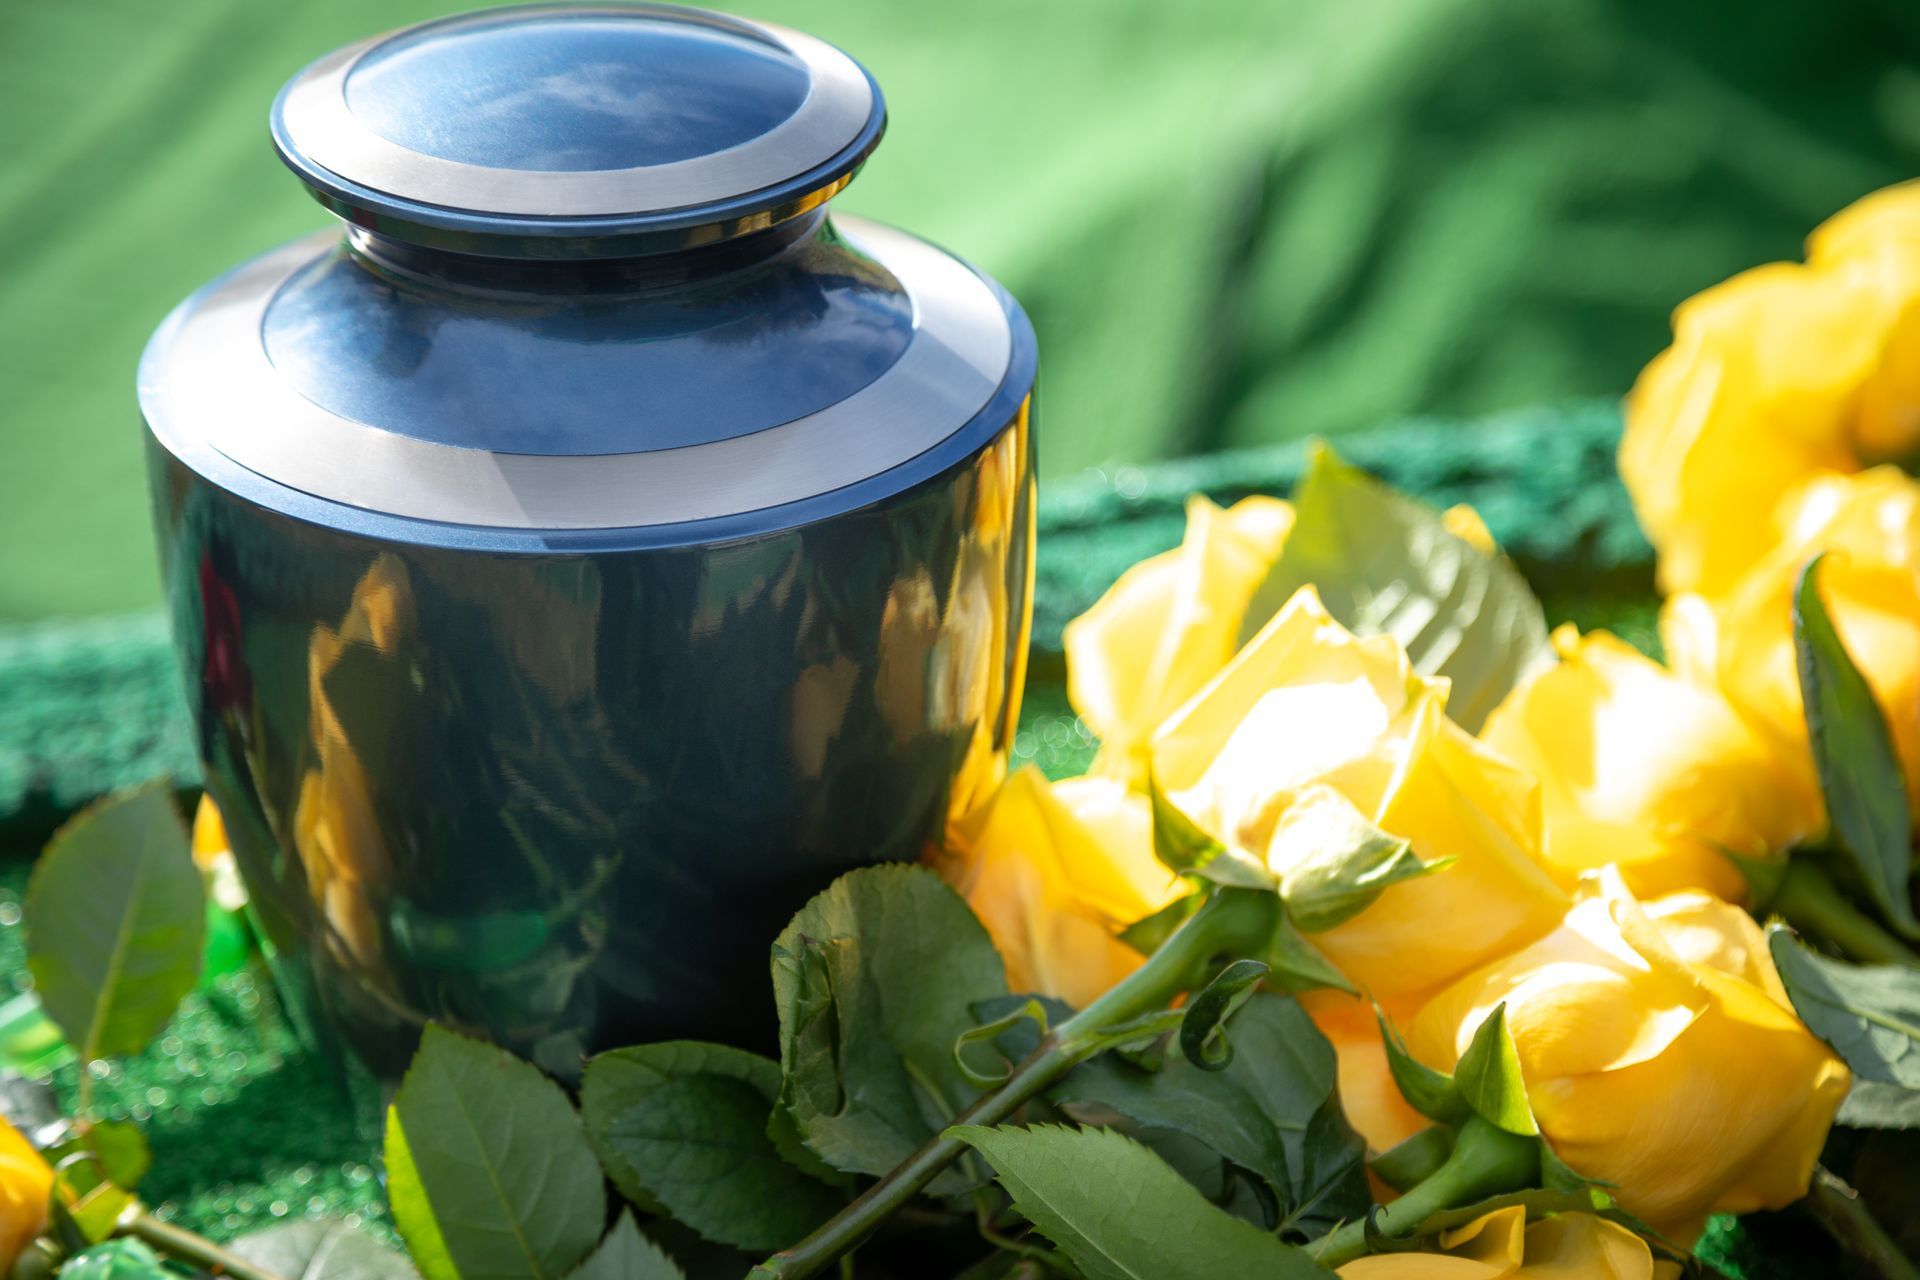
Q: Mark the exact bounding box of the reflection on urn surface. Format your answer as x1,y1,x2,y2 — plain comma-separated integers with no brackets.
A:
150,404,1035,1079
139,2,1040,1085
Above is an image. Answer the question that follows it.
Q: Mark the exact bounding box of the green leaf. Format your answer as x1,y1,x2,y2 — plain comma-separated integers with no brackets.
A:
84,1121,149,1190
1722,848,1789,915
1237,444,1551,732
1400,1188,1618,1239
975,994,1077,1061
1147,773,1275,890
955,999,1051,1088
1838,1080,1920,1129
951,1123,1336,1279
1453,1004,1538,1135
1383,1182,1677,1261
1178,959,1269,1070
1538,1141,1597,1194
1288,1099,1370,1239
383,1121,453,1280
27,786,205,1060
1118,893,1202,957
1259,916,1356,996
1050,994,1366,1233
1770,928,1920,1086
1376,1010,1464,1123
49,1163,136,1246
771,865,1008,1193
566,1214,685,1280
58,1240,170,1280
45,1122,152,1195
1148,770,1226,874
599,1073,842,1251
582,1039,845,1231
384,1025,606,1280
1793,555,1918,937
1369,1126,1452,1194
1269,786,1450,933
636,1220,756,1280
229,1219,420,1280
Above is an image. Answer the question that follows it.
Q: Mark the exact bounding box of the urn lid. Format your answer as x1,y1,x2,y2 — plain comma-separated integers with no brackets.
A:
143,4,1037,550
272,3,886,254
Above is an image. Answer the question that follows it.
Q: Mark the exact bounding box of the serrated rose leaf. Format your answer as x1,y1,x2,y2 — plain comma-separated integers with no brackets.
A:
1838,1080,1920,1129
771,865,1007,1193
582,1040,836,1216
1238,444,1550,732
27,786,204,1060
384,1026,606,1280
565,1214,684,1280
229,1219,419,1280
1771,929,1920,1087
952,1123,1335,1278
1793,557,1918,937
595,1071,842,1251
1051,994,1367,1236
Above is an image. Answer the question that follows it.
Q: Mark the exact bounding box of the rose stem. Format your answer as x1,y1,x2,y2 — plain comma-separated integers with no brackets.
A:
750,889,1280,1279
1310,1116,1539,1267
1805,1164,1920,1280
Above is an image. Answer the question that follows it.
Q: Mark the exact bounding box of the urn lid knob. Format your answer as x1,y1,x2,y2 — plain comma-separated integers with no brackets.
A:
272,3,886,255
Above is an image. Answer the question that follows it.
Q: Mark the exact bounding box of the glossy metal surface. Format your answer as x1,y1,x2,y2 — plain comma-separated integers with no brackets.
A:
141,217,1014,529
150,407,1033,1074
272,4,886,255
142,2,1039,1078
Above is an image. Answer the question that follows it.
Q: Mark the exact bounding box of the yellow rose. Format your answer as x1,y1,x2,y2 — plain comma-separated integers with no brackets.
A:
1064,494,1292,764
294,556,411,971
1302,991,1430,1157
1808,181,1920,462
1662,465,1920,816
294,738,390,969
0,1119,50,1273
941,767,1183,1009
1407,873,1849,1243
1441,504,1497,555
1149,587,1568,1003
1336,1206,1681,1280
191,792,229,872
190,794,249,912
1482,626,1821,901
1621,181,1920,596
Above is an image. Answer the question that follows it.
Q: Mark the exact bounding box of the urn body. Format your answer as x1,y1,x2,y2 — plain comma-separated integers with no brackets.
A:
139,4,1037,1076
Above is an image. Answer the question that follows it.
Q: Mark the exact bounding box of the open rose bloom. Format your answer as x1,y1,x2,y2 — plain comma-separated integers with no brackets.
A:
1337,1206,1683,1280
941,442,1863,1267
1622,182,1920,597
1483,626,1821,901
1409,872,1848,1241
1147,589,1568,1004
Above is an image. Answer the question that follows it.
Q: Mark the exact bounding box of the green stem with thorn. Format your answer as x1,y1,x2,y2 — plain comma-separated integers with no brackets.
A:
1773,862,1920,967
116,1205,287,1280
1311,1117,1540,1267
1804,1165,1920,1280
751,889,1282,1279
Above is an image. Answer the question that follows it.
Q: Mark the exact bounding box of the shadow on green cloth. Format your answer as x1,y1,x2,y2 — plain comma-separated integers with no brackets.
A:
3,0,1920,617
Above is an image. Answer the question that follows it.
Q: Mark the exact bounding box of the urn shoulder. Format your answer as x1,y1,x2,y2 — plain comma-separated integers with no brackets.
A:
139,3,1037,552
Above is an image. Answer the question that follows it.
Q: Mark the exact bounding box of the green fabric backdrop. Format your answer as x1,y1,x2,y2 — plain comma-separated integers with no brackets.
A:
4,0,1920,619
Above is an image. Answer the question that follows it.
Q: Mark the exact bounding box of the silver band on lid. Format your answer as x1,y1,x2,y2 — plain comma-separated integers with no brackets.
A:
278,7,876,218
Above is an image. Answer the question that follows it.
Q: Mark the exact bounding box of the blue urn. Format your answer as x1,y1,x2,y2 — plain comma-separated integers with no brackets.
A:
138,4,1037,1079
